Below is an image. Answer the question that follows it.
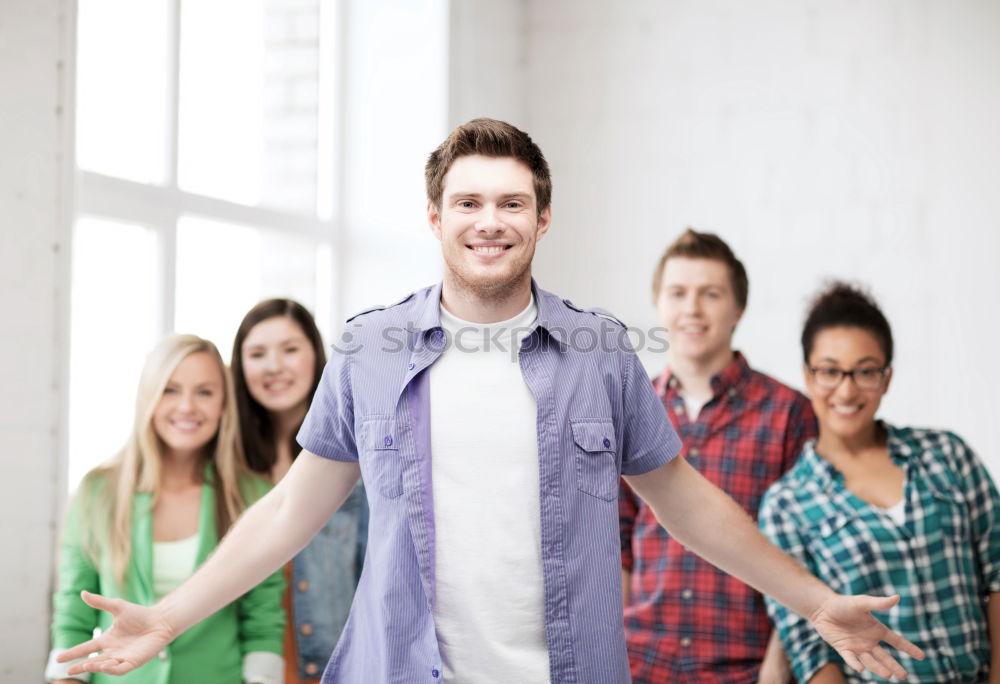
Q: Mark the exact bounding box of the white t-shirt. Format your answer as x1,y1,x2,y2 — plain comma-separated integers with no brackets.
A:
429,297,551,684
682,394,708,421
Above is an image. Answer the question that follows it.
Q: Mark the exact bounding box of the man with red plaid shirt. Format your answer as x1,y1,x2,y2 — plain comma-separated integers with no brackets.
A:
620,229,818,683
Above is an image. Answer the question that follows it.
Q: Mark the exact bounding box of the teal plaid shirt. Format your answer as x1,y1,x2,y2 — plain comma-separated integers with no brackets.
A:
759,424,1000,683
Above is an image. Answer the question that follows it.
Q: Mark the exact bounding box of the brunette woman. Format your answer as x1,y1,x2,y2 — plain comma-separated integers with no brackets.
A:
760,283,1000,683
232,299,368,683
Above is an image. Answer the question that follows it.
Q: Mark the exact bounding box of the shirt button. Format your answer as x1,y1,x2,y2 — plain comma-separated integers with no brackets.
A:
681,588,693,600
157,650,168,661
688,448,700,458
602,437,611,449
408,362,415,370
680,637,692,647
431,669,440,678
305,662,319,675
297,580,309,592
384,435,393,447
728,388,737,398
301,623,313,635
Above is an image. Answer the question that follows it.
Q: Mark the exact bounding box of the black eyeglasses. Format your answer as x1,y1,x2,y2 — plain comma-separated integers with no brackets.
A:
808,365,889,391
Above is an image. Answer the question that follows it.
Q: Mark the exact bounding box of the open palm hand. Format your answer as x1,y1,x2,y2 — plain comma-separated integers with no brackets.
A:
57,591,176,677
810,594,925,679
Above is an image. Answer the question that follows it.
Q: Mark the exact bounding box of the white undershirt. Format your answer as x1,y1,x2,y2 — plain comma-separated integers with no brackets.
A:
878,499,906,526
682,394,708,421
152,533,199,601
429,297,550,684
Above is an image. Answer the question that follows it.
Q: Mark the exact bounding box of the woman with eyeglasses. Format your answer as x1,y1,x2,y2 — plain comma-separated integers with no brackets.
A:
759,282,1000,683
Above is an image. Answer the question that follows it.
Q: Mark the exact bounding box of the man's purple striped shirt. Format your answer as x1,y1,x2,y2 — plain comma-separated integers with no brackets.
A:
297,281,681,683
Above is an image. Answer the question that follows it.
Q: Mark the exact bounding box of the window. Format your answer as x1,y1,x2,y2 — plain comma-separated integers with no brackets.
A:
70,0,340,491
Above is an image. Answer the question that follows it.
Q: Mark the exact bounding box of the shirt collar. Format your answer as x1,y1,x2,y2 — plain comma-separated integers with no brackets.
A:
410,279,571,347
658,351,751,399
797,421,904,491
797,440,837,490
411,281,444,333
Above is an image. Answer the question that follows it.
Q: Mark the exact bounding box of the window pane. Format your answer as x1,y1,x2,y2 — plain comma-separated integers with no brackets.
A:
69,218,161,492
76,0,169,183
174,216,321,356
178,0,323,216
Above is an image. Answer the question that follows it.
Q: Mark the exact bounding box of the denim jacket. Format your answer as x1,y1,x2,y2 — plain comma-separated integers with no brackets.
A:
290,480,368,679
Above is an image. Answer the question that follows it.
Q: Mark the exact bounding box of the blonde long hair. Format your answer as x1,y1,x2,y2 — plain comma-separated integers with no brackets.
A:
80,334,250,584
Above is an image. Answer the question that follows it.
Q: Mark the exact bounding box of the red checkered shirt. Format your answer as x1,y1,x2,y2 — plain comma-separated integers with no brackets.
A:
620,352,817,683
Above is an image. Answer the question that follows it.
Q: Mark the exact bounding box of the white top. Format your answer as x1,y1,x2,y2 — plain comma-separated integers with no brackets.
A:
152,533,199,601
429,297,551,684
878,499,906,526
682,394,708,421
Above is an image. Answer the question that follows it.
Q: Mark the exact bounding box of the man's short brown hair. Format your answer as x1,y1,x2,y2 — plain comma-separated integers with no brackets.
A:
651,228,749,310
425,118,552,215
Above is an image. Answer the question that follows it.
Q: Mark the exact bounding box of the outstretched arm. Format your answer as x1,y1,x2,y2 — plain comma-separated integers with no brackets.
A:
624,457,925,679
59,452,361,677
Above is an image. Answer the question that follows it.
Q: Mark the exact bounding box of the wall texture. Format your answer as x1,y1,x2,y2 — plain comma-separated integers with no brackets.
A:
337,0,448,319
0,0,74,679
452,0,1000,472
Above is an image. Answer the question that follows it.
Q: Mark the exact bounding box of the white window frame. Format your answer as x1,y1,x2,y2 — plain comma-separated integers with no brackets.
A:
74,0,346,338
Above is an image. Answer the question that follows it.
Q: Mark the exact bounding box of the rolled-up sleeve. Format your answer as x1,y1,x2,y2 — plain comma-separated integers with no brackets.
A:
947,432,1000,592
619,350,681,476
298,338,358,463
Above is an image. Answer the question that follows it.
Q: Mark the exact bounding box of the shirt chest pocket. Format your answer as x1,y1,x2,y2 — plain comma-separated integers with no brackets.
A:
571,421,618,501
806,512,871,592
361,417,403,499
925,477,969,541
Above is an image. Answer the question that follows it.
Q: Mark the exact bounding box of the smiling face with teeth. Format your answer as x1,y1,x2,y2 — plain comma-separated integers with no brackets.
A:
152,350,225,458
804,326,892,444
428,154,551,308
240,316,317,417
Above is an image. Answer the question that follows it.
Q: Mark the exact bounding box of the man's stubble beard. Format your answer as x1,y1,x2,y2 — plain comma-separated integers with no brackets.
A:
446,241,536,306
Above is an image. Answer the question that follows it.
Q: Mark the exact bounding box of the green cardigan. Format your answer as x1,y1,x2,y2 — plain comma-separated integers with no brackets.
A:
51,468,285,684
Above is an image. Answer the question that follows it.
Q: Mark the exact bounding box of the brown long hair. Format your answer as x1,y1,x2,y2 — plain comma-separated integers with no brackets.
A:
231,299,326,475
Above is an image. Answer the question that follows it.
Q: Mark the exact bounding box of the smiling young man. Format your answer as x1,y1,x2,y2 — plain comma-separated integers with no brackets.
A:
59,120,923,684
620,230,818,683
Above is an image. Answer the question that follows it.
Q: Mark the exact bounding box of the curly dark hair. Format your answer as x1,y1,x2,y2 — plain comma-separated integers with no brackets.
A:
801,281,893,365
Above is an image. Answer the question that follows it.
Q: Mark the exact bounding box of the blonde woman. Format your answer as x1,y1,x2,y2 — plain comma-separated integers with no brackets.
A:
46,334,285,684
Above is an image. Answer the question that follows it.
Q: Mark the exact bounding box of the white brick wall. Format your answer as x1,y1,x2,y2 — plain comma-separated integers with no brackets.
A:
261,0,321,213
0,0,73,680
447,0,528,127
452,0,1000,472
336,0,448,318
